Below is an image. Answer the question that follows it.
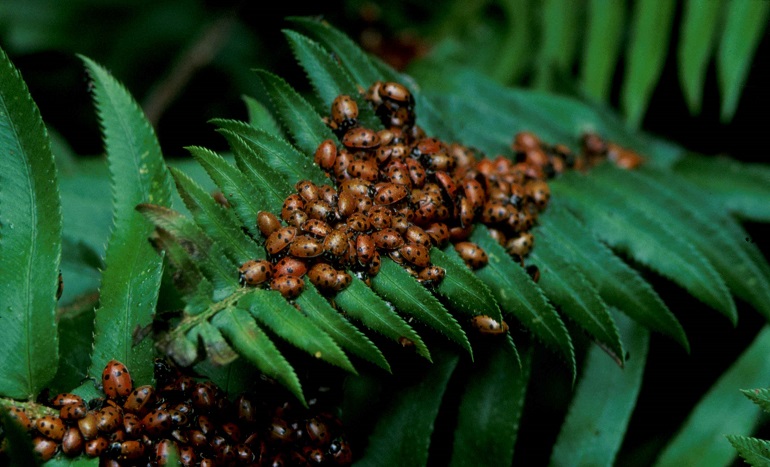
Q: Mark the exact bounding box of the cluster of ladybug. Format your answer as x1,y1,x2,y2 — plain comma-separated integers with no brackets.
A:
3,360,352,466
237,81,643,310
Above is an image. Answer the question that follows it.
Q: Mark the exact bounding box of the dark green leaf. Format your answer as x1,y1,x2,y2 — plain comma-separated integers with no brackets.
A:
283,30,381,129
216,129,293,208
469,226,575,375
239,288,356,374
0,46,61,398
334,276,430,361
534,0,581,90
186,320,239,366
431,247,502,323
552,172,736,322
186,145,266,238
82,56,172,387
49,304,95,395
620,0,677,127
717,0,770,121
242,94,282,136
44,456,99,466
678,0,723,114
255,70,336,156
59,236,102,305
210,118,328,186
212,306,305,406
493,0,533,83
195,357,260,396
1,409,39,466
356,349,459,467
581,0,625,101
372,259,472,357
296,284,390,372
530,232,624,365
727,435,770,466
536,204,689,351
449,344,532,467
673,154,770,222
137,204,238,300
592,164,770,321
656,327,770,466
170,167,262,265
741,388,770,413
550,311,649,466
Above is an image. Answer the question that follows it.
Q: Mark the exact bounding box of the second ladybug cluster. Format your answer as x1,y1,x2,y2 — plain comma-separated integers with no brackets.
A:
238,80,641,304
7,359,352,466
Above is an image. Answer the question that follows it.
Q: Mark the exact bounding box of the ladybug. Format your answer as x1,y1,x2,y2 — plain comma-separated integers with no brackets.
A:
449,224,475,242
425,222,450,246
117,440,145,461
308,263,339,289
323,229,350,257
413,137,443,157
434,171,458,200
418,265,445,286
471,315,509,335
336,190,358,218
281,193,305,218
123,385,154,414
36,415,66,440
234,444,254,464
512,131,541,152
51,392,85,408
221,421,241,442
305,200,336,223
296,180,320,203
356,234,376,265
406,158,427,187
238,260,273,286
268,417,294,443
356,196,374,214
346,158,379,182
509,183,526,209
257,211,282,238
525,180,550,210
330,95,359,130
122,413,142,438
78,412,99,440
379,81,412,103
177,445,197,466
289,235,324,258
271,275,305,299
188,429,208,447
266,227,297,256
391,213,410,234
372,228,405,250
581,132,606,156
481,201,509,224
32,436,59,461
367,251,382,276
462,178,485,210
340,178,372,198
142,409,172,436
168,409,188,427
449,143,477,169
377,128,395,146
273,257,308,278
314,139,337,170
455,242,489,269
458,197,475,227
404,225,431,247
61,426,84,456
487,228,507,246
374,183,409,205
385,160,412,187
422,151,455,173
346,212,370,232
60,402,87,420
333,149,353,181
342,127,380,149
84,437,109,457
102,359,133,399
318,184,338,205
368,206,392,230
96,405,122,432
399,243,431,267
6,406,32,431
284,209,309,228
506,232,534,257
154,439,175,465
197,415,216,436
328,436,353,465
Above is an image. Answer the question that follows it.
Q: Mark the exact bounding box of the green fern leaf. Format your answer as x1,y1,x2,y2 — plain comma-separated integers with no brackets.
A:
255,70,336,156
186,146,266,238
552,172,736,322
217,129,293,206
538,205,689,351
242,95,282,136
0,410,39,466
194,357,259,397
717,0,770,121
283,30,381,129
621,0,677,127
210,118,328,186
50,304,95,395
656,327,770,466
334,276,431,361
0,46,61,398
677,0,722,115
530,232,624,365
186,320,238,366
296,284,390,372
550,312,649,466
534,0,580,90
593,164,770,321
238,288,356,374
356,350,459,467
727,435,770,467
470,226,576,376
170,167,263,265
82,56,172,387
673,154,770,222
137,204,238,300
212,306,305,406
372,259,472,358
741,388,770,413
165,333,199,368
581,0,626,101
449,344,531,467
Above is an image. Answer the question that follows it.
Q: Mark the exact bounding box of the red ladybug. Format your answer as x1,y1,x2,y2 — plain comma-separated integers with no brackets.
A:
102,360,133,399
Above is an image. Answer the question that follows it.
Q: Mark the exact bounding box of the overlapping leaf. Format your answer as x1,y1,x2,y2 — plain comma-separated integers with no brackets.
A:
0,46,61,399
